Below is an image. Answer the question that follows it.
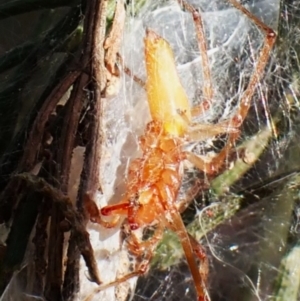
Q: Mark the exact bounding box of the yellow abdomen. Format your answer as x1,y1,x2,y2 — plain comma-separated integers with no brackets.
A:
144,29,191,137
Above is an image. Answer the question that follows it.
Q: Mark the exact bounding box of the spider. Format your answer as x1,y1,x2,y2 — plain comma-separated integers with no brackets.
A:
85,1,276,300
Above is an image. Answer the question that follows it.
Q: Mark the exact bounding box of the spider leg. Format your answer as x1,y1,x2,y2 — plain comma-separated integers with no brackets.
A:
164,209,208,301
178,0,214,118
83,225,164,301
226,0,277,129
173,183,209,295
126,223,164,256
117,53,146,88
84,192,121,228
157,183,208,301
187,121,239,142
184,0,276,175
188,234,209,291
83,254,151,301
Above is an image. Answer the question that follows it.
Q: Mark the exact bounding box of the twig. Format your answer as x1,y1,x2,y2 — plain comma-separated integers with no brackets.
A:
63,0,109,298
19,70,80,171
14,173,101,285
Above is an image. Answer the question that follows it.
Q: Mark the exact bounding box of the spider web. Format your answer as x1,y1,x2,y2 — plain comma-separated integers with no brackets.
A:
0,1,300,301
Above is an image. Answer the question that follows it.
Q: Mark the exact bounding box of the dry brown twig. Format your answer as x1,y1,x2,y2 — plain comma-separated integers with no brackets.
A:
0,0,126,300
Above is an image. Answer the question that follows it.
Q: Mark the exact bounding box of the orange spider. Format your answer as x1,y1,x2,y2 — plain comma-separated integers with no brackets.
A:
85,1,276,300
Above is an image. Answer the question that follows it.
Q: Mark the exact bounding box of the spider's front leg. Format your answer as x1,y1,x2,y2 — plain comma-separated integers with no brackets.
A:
181,0,276,175
84,192,121,228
